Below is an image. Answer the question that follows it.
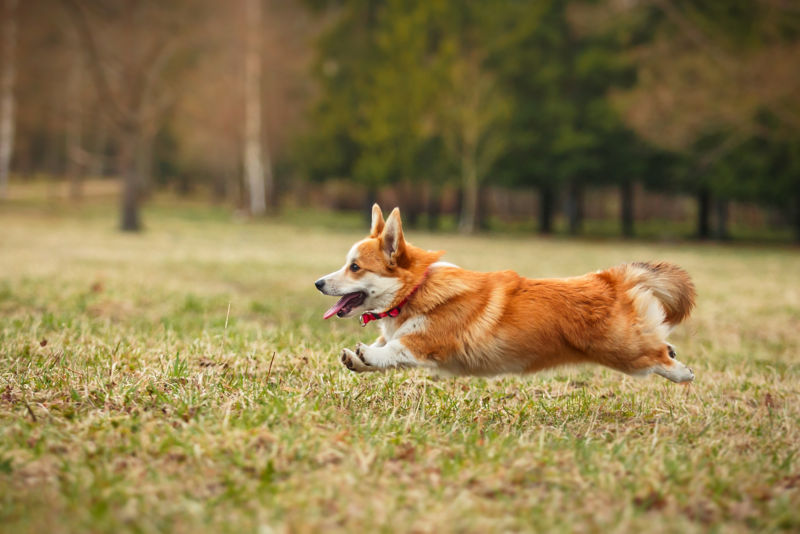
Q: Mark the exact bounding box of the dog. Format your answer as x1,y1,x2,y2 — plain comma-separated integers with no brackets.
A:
315,204,696,382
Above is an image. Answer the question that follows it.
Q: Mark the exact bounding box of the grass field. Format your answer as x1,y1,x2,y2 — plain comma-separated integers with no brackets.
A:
1,197,799,533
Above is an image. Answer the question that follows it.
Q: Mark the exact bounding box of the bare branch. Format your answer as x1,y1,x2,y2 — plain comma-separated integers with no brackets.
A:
139,37,179,123
59,0,132,128
650,0,738,73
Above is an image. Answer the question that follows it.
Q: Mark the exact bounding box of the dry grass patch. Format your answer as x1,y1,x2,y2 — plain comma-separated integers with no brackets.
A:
1,200,799,533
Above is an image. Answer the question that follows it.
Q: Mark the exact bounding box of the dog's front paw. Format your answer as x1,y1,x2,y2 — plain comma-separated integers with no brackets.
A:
340,347,371,373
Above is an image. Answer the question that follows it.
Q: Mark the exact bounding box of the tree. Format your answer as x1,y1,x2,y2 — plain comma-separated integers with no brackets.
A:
350,0,443,225
439,52,509,233
300,1,514,232
298,0,452,225
64,25,85,200
0,0,18,199
489,0,644,235
242,0,274,216
61,0,203,231
613,0,800,239
296,1,376,208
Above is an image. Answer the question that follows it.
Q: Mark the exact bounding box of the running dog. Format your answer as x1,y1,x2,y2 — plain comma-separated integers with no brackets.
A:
315,204,695,382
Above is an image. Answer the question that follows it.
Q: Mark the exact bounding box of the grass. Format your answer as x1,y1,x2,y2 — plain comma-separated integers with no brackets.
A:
1,196,799,533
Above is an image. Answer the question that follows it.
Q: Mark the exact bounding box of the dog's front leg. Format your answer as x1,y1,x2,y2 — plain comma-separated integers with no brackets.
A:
340,340,427,373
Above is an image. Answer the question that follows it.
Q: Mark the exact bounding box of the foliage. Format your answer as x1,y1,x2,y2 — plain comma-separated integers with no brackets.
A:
298,0,455,189
300,0,673,202
614,0,800,208
5,0,800,237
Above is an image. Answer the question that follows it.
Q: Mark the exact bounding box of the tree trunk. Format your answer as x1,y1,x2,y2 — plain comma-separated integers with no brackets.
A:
243,0,267,216
211,171,227,202
539,184,554,234
398,180,421,228
713,197,729,240
227,165,244,209
458,152,479,234
454,186,463,224
697,187,712,239
794,191,800,244
427,183,442,231
136,132,153,198
66,44,84,201
476,184,490,230
363,185,378,225
620,180,635,238
119,126,141,231
0,0,18,199
566,180,584,235
45,103,62,177
90,118,107,177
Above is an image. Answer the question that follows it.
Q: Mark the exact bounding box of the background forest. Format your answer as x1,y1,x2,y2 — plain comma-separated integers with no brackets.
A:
1,0,799,240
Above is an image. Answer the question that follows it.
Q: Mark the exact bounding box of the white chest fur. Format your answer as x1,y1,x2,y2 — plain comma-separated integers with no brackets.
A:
379,314,426,342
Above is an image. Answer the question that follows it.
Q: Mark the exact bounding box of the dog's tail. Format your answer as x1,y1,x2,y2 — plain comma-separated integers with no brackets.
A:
615,262,696,326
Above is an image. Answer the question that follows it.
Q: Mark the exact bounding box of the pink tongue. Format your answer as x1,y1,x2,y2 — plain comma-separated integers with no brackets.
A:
323,293,360,320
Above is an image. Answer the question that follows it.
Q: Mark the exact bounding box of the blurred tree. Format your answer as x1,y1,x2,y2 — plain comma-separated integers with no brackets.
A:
489,0,644,235
0,0,17,199
301,0,512,231
700,115,800,240
9,2,77,181
613,0,800,239
64,26,85,200
299,0,449,224
1,0,319,214
296,1,374,210
440,51,510,234
351,0,445,226
61,0,205,231
243,0,273,216
162,0,316,208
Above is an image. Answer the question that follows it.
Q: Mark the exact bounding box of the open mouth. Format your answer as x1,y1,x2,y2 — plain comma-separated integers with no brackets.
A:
323,291,366,319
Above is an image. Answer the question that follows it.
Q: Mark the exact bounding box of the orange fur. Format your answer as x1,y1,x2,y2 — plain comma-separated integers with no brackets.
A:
324,205,697,382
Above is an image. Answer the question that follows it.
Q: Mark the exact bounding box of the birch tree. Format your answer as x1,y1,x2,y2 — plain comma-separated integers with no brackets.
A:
441,54,509,234
243,0,273,216
65,28,84,200
0,0,18,199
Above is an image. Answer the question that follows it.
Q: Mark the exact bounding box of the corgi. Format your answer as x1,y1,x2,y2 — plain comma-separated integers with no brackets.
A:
315,204,696,382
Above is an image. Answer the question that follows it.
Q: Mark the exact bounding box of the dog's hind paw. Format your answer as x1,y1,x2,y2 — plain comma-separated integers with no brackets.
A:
653,360,695,383
341,347,371,373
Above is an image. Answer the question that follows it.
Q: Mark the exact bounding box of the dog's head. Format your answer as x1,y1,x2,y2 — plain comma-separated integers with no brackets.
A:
315,204,441,319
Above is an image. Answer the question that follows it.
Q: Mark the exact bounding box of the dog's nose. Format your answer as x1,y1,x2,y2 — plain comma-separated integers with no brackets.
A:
315,279,325,291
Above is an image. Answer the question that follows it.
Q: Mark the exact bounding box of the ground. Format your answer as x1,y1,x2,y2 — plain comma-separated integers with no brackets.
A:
1,195,799,533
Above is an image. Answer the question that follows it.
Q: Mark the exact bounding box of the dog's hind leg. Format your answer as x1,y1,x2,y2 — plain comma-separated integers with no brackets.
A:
652,360,694,383
629,344,694,383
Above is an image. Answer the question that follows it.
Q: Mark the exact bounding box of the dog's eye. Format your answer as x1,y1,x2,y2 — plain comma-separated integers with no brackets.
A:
349,262,360,272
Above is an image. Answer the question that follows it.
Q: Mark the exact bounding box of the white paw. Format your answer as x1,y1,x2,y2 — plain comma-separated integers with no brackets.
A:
340,346,371,373
654,360,695,383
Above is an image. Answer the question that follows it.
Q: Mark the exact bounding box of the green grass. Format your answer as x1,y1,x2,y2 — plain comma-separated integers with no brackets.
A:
1,197,799,533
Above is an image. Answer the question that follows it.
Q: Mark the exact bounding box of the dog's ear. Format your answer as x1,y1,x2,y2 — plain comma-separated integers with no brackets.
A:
370,203,385,238
381,207,406,266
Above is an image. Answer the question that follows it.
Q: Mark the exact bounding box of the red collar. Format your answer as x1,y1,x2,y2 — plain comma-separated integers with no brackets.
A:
360,269,429,327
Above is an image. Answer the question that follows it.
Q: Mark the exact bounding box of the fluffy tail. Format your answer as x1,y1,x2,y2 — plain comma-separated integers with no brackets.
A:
617,262,696,326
